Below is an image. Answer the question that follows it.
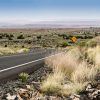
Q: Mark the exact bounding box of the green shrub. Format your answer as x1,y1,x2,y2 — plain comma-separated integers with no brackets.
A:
61,42,69,47
5,34,9,38
58,34,70,39
62,34,69,39
22,45,24,48
0,35,2,39
84,35,94,39
95,32,99,36
19,72,29,82
4,45,7,47
37,35,41,39
8,36,13,40
28,41,32,44
78,41,87,47
76,35,84,39
17,35,24,39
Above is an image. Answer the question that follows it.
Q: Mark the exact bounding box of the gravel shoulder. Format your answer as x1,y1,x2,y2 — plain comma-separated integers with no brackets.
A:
0,66,100,100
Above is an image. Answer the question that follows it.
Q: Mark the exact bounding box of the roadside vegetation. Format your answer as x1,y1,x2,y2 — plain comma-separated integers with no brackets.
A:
19,72,29,82
41,36,100,96
0,46,29,55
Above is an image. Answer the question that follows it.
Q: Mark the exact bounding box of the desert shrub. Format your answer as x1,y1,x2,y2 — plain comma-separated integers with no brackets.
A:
5,34,14,40
8,36,13,40
19,72,29,82
17,35,24,39
22,45,24,48
87,35,94,39
95,32,99,36
61,42,69,47
42,43,47,47
62,34,70,39
84,35,93,39
28,41,32,44
10,34,14,37
5,34,9,38
78,41,87,47
37,35,41,39
4,45,7,47
0,35,2,39
76,35,84,39
58,34,71,39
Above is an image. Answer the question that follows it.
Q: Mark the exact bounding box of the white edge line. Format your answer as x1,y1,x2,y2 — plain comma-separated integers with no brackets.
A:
0,52,64,73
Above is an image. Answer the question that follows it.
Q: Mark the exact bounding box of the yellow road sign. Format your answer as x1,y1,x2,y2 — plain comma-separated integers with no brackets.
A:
71,36,77,43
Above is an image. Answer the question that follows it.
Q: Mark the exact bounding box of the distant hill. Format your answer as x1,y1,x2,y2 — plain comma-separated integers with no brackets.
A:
0,21,100,28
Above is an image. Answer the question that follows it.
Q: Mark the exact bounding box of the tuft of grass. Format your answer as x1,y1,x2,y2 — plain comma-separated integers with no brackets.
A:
71,62,97,83
86,46,100,65
41,71,65,95
19,72,29,82
61,82,87,96
86,40,97,47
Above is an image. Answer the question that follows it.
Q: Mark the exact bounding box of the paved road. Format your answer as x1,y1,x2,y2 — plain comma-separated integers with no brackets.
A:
0,49,54,70
0,49,56,82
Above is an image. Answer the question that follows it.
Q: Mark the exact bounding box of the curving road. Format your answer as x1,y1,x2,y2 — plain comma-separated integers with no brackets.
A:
0,48,56,82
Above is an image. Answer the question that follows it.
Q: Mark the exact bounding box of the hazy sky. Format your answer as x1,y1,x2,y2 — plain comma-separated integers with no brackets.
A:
0,0,100,24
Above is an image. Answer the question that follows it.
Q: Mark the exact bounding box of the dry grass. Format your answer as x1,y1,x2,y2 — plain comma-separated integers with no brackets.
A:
0,46,15,55
41,71,65,95
61,82,87,96
71,62,97,83
86,46,100,70
45,47,81,78
41,41,100,96
92,36,100,45
0,46,29,55
86,46,97,62
16,48,29,53
41,70,87,96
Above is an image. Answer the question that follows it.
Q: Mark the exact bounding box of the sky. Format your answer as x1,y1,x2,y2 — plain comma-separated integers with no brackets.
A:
0,0,100,24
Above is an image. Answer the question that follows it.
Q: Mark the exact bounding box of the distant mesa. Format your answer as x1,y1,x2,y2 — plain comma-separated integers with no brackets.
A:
0,21,100,28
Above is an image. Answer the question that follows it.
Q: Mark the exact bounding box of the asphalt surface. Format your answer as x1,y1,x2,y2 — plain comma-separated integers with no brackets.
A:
0,49,53,70
0,48,56,82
